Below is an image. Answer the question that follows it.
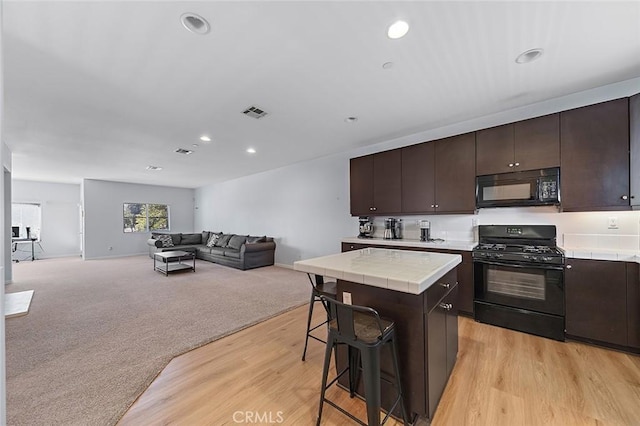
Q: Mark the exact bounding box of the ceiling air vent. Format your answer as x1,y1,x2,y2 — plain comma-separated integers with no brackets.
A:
175,148,194,155
242,106,268,119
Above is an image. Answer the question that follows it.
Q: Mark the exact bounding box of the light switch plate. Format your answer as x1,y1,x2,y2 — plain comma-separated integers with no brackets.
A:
342,292,352,305
608,216,619,229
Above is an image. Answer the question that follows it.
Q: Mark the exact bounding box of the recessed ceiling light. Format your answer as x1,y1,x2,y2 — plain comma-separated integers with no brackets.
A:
246,148,256,154
344,117,358,123
181,13,210,35
515,48,544,64
175,148,194,155
146,165,163,171
192,143,199,148
388,20,409,39
382,62,394,70
200,135,211,142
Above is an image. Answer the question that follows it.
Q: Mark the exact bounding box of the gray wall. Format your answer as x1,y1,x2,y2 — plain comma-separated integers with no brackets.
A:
83,179,194,259
12,180,82,259
195,154,357,265
195,77,640,266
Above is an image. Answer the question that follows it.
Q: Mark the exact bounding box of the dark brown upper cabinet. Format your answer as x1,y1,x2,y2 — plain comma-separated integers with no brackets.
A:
560,98,630,212
630,93,640,208
401,133,476,214
350,149,402,216
476,114,560,176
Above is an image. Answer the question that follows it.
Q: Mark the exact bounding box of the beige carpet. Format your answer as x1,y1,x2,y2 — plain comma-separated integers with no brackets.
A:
5,256,310,426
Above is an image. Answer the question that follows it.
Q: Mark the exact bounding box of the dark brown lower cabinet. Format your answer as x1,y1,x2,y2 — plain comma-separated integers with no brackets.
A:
341,242,474,316
335,269,459,421
426,285,458,419
565,259,628,347
627,262,640,350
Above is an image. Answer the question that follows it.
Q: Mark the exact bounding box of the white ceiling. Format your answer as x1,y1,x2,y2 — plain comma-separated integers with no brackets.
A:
3,1,640,189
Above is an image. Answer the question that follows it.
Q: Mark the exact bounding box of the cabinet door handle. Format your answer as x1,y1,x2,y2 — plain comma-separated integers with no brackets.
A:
621,195,629,200
508,163,514,167
439,303,453,311
566,265,572,269
435,204,439,208
515,162,520,166
440,282,450,289
431,204,435,208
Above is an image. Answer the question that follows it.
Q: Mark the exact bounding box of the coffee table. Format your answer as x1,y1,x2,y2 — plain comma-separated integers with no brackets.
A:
153,250,196,276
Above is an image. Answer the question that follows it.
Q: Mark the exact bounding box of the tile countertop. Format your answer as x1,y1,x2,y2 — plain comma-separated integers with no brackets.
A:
342,237,477,252
560,247,640,263
294,247,462,295
344,237,640,263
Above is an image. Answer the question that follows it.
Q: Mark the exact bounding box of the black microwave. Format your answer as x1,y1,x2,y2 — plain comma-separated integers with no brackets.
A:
476,167,560,208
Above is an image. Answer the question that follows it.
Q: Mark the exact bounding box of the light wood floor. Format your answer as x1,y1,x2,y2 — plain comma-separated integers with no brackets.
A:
119,305,640,426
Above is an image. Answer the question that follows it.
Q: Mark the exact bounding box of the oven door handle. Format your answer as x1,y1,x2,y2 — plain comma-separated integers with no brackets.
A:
474,259,565,271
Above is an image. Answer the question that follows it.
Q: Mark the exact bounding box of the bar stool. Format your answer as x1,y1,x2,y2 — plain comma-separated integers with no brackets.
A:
301,274,337,361
316,296,409,426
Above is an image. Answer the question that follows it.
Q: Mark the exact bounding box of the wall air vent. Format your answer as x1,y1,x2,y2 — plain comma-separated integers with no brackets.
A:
175,148,194,155
145,165,163,171
242,106,268,119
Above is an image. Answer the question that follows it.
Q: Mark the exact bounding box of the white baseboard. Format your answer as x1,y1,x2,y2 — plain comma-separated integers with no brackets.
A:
275,263,294,269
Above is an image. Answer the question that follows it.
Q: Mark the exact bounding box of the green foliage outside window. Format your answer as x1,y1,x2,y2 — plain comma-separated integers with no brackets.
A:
123,203,170,233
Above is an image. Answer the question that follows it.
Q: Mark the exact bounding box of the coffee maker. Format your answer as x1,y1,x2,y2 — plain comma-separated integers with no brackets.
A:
384,218,403,240
420,220,430,242
358,216,374,238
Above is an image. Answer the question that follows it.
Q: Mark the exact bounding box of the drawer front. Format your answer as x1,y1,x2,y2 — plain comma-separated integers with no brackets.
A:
425,269,457,313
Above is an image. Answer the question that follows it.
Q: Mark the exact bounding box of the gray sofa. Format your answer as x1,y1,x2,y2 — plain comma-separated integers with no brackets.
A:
147,231,275,270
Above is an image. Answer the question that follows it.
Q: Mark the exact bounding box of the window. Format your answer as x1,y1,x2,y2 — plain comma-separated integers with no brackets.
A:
12,203,42,239
123,203,170,233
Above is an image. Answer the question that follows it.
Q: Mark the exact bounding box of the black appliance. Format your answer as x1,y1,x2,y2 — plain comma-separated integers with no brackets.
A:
476,167,560,208
358,216,374,238
383,218,402,240
473,225,565,341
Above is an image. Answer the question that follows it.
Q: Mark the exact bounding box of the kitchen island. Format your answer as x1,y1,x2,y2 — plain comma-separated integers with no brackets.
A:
294,248,462,422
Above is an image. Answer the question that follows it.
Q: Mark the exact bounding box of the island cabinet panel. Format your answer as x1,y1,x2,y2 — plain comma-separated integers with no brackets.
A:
426,283,458,419
560,97,630,212
401,133,475,215
628,262,640,350
565,258,628,347
350,150,402,216
341,242,474,317
476,114,560,176
335,268,459,421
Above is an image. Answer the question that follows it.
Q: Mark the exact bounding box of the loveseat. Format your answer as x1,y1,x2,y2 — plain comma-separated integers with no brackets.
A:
147,231,275,271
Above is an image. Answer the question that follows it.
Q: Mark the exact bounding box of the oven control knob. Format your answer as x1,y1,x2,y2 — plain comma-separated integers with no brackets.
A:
542,256,553,262
494,253,503,258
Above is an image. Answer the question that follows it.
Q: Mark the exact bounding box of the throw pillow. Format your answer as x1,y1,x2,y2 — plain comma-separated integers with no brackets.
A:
155,234,174,248
214,233,233,247
246,235,267,244
227,235,247,250
180,233,202,245
206,233,221,248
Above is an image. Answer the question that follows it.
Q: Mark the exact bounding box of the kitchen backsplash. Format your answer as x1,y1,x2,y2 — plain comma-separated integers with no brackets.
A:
366,206,640,251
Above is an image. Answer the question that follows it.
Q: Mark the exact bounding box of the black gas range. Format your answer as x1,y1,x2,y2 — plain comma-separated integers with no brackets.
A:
473,243,565,265
473,225,566,341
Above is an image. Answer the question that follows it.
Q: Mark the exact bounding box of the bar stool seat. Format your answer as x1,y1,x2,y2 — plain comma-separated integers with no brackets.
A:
301,274,337,361
317,296,409,426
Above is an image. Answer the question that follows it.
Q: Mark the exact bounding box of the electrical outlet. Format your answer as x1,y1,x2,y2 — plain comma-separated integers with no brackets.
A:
472,218,478,227
608,216,619,229
342,292,352,305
